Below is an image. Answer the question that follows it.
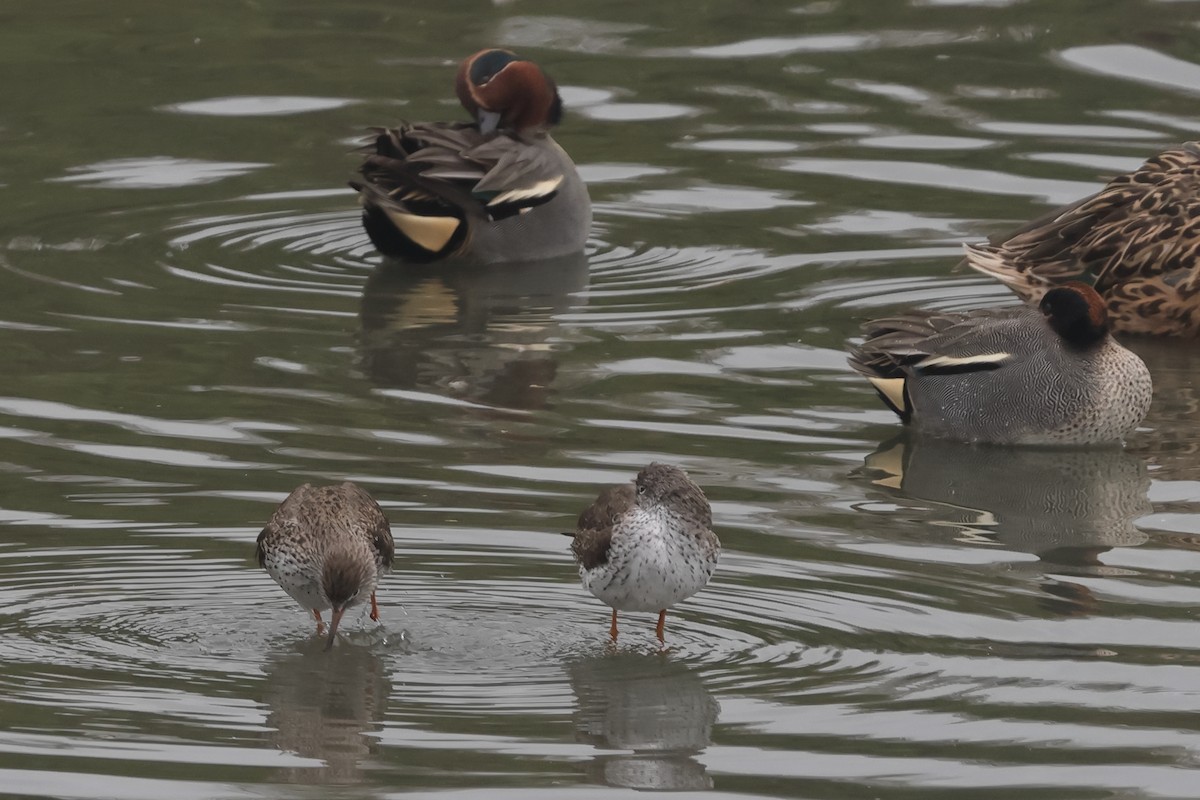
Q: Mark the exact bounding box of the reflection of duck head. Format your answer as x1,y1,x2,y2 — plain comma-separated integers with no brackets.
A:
261,639,390,785
568,652,718,791
358,253,588,410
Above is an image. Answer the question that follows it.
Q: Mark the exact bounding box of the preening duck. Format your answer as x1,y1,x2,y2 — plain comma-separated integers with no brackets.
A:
351,48,591,265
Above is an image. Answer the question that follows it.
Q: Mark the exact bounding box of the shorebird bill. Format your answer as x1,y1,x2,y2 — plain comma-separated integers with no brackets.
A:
324,606,347,651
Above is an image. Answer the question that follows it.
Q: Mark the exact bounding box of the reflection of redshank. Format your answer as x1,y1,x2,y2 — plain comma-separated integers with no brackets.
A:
256,483,394,650
566,464,720,642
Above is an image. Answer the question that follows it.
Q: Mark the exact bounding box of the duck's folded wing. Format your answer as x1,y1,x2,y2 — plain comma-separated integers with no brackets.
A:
850,309,1035,378
849,310,1034,422
457,136,565,218
358,123,565,222
356,124,482,217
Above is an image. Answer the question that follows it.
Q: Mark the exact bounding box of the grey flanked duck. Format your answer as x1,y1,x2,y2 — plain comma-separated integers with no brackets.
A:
565,464,720,643
963,142,1200,336
351,48,591,264
848,283,1152,445
256,483,394,650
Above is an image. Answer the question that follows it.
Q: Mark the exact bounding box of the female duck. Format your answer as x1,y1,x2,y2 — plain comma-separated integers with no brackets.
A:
848,283,1152,445
963,142,1200,336
351,48,591,265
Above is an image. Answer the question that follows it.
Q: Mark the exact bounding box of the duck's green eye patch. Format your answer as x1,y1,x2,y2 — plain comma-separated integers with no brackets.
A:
470,50,517,86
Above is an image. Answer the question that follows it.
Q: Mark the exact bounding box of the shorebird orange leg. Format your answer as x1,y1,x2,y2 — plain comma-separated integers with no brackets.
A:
609,609,619,640
369,591,381,622
312,609,326,636
656,610,667,642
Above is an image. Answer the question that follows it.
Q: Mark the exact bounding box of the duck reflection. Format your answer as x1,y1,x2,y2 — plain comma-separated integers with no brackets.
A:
568,652,719,791
261,639,390,784
358,253,588,410
1126,337,1200,482
864,437,1151,616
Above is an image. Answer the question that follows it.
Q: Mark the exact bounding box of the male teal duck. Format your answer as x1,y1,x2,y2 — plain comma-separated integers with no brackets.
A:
350,48,591,265
963,142,1200,336
848,283,1151,445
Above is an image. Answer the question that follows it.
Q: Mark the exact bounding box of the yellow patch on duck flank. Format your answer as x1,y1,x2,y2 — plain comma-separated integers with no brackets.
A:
868,377,907,415
384,210,460,253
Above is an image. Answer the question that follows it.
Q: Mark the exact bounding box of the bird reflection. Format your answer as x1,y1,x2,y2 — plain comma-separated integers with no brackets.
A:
358,253,588,410
260,639,390,784
568,652,719,791
863,436,1151,616
1126,337,1200,482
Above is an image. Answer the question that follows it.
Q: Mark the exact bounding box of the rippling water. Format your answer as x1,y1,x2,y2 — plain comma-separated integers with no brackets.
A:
4,1,1200,797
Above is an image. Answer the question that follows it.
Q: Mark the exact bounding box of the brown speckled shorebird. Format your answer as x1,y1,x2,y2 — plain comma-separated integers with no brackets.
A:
565,463,720,643
256,482,394,650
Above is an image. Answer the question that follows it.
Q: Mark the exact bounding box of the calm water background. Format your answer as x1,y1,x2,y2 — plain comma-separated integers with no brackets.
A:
2,1,1200,797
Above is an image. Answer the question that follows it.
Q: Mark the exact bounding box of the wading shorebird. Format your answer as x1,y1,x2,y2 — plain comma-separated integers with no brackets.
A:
256,482,394,650
566,463,720,643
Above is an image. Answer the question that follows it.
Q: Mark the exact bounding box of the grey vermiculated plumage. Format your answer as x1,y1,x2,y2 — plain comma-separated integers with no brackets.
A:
256,482,394,648
353,123,590,264
847,297,1152,445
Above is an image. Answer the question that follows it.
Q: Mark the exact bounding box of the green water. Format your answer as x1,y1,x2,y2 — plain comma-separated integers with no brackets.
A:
2,1,1200,797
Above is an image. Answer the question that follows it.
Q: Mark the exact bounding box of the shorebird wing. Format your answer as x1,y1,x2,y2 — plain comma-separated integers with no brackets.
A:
339,481,395,570
569,483,636,570
569,526,614,571
371,516,394,570
254,527,269,569
256,483,315,568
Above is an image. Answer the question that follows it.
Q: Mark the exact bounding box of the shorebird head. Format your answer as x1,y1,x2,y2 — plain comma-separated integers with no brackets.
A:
633,462,691,501
455,48,563,135
320,549,377,651
633,462,712,527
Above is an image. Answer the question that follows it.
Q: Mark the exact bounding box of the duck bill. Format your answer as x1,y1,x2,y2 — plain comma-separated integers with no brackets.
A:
477,109,502,135
324,606,347,652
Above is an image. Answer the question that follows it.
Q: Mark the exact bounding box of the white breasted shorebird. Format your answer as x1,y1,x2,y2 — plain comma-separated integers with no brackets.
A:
565,463,720,643
256,482,394,650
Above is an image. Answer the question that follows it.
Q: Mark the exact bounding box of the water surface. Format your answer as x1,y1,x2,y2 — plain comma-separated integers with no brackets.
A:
3,1,1200,797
